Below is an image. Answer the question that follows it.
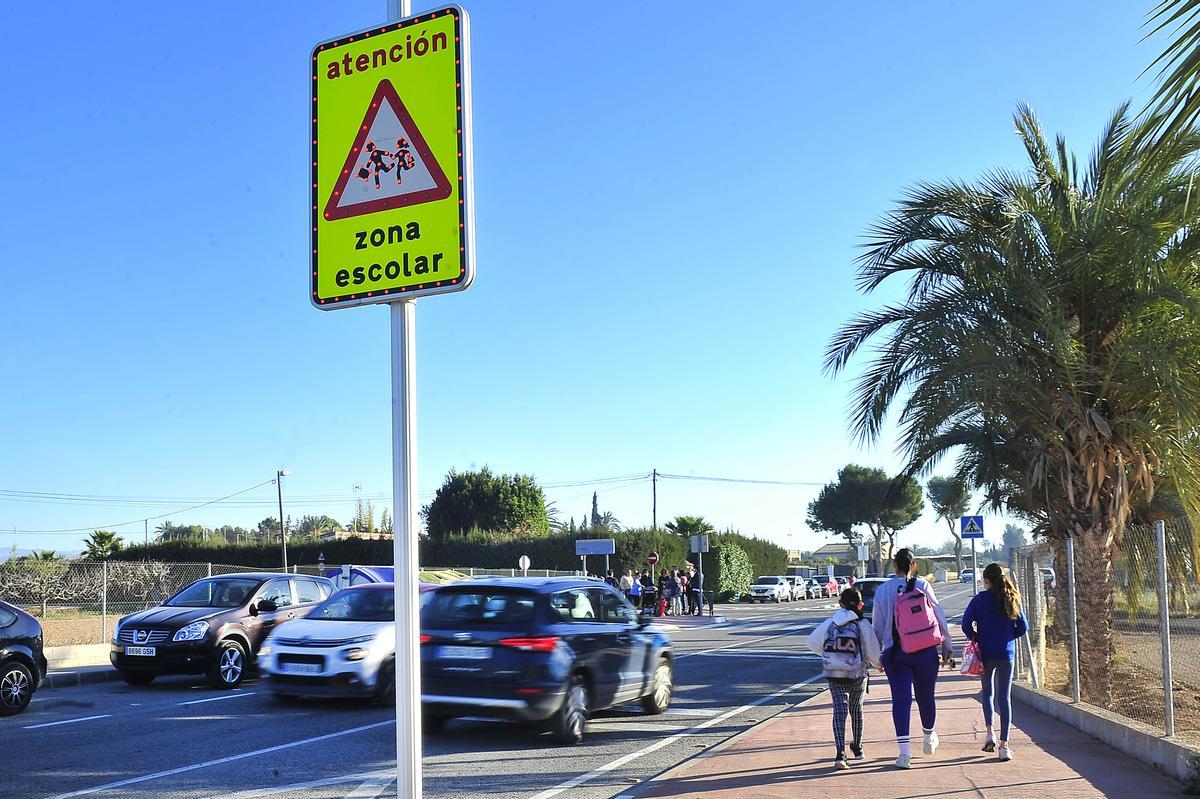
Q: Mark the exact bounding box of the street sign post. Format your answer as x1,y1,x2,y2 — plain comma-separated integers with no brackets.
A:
310,4,473,797
857,544,869,578
647,550,660,567
576,539,615,575
518,554,531,576
961,515,985,592
690,535,709,590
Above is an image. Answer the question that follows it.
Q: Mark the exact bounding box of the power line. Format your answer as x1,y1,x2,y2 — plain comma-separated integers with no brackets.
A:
656,472,825,486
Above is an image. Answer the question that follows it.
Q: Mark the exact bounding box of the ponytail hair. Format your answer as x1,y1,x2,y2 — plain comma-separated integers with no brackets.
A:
894,548,916,577
983,562,1021,620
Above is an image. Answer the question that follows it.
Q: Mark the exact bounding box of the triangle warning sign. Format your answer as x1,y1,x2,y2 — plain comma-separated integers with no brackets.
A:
323,79,453,222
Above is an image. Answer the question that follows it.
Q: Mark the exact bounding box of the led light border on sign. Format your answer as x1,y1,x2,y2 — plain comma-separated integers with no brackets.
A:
310,5,472,309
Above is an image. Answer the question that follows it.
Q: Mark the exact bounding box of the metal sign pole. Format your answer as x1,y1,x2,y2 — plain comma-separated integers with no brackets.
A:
391,296,420,796
972,538,978,593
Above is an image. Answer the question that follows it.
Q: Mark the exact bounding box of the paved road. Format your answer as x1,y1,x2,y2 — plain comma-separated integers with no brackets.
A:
8,582,976,799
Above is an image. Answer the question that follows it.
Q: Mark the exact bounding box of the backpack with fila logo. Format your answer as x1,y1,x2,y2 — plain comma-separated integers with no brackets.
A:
893,577,945,654
822,618,866,679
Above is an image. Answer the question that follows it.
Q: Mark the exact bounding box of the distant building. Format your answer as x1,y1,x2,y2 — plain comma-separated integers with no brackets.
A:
319,529,393,543
811,542,856,563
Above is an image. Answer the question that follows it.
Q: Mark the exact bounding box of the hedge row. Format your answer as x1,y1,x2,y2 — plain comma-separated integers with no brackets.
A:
113,529,788,598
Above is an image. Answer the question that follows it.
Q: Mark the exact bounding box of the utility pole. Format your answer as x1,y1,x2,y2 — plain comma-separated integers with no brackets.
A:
652,469,658,530
144,518,148,547
277,469,291,570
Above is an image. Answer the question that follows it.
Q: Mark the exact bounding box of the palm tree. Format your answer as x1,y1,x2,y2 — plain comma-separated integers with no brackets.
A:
825,104,1200,704
665,515,714,538
1144,1,1200,141
83,530,123,560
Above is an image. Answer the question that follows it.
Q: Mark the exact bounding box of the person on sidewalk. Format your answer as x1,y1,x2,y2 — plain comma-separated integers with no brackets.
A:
806,587,882,770
872,548,954,769
962,562,1028,763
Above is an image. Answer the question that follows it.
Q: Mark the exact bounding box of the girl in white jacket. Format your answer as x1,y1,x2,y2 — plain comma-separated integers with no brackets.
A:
806,588,883,770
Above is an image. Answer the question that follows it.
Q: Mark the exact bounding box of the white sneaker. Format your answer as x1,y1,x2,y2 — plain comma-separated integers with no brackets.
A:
895,754,912,769
998,743,1012,762
923,731,939,755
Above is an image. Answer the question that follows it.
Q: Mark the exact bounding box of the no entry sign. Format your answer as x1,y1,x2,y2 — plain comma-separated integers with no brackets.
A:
311,5,473,309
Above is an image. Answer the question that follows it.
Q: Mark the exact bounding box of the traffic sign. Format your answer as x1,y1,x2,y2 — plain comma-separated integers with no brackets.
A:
690,534,709,553
575,539,616,556
518,555,531,572
311,6,473,309
647,551,660,566
960,515,985,539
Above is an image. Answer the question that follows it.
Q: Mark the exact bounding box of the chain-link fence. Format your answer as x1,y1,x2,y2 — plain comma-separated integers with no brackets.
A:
0,560,582,648
1012,517,1200,737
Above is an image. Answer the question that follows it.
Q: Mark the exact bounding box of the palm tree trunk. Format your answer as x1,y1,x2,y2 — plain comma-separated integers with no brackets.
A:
1072,527,1116,706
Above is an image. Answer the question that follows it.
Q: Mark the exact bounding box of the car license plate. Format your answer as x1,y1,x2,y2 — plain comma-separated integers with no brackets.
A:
279,662,322,675
124,646,156,656
438,645,491,660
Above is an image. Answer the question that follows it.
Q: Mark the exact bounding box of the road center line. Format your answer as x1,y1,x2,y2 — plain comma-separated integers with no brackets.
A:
525,674,823,799
46,720,394,799
676,624,815,659
178,692,257,706
23,714,112,730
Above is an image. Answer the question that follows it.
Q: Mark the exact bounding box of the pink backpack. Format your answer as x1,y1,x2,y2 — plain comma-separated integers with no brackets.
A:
893,578,944,653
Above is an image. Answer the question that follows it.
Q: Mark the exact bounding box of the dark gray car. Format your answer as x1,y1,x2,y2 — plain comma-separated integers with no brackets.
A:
0,600,47,716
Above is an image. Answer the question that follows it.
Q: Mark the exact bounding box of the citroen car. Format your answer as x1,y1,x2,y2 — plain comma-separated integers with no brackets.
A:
421,577,674,744
260,582,398,702
110,572,333,688
0,600,47,716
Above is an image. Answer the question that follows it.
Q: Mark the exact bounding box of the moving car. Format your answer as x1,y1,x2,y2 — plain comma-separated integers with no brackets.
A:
0,600,47,716
110,572,334,688
748,576,790,603
421,577,674,744
261,582,396,702
850,577,889,624
959,568,975,584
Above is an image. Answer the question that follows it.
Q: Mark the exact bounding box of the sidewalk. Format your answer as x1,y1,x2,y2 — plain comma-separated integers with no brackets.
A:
636,671,1183,798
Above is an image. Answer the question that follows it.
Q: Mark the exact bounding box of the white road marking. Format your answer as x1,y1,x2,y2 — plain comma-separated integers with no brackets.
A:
675,624,815,659
22,714,112,730
342,774,393,799
47,720,394,799
525,674,824,799
200,769,394,799
700,652,813,660
178,692,257,706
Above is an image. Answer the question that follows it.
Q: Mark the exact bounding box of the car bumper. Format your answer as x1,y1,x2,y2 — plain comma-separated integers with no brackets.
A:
109,641,213,675
264,671,377,697
420,683,565,722
260,647,386,697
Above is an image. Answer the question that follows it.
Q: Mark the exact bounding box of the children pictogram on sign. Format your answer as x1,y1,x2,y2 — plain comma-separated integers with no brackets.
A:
324,79,453,221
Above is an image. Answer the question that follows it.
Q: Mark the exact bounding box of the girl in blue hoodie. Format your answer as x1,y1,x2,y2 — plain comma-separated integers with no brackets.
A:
961,562,1028,762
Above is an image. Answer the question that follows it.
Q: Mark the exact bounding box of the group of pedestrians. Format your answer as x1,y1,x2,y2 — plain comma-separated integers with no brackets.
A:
806,548,1028,771
611,566,703,616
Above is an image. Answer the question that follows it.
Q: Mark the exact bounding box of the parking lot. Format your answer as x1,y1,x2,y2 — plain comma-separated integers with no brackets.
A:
7,584,975,799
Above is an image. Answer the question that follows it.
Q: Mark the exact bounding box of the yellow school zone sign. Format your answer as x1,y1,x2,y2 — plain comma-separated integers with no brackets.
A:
311,6,473,310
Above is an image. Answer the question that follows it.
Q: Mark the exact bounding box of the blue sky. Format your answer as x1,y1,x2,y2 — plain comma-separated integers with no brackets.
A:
0,1,1161,556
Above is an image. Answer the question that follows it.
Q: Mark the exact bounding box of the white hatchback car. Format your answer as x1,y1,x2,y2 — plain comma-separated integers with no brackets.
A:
260,583,397,702
748,576,790,603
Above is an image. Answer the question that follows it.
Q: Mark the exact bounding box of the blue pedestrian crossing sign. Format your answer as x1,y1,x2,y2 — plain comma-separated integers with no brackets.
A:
960,515,985,539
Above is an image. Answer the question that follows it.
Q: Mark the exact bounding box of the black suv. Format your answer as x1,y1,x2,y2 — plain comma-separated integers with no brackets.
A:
421,577,674,744
0,600,47,716
110,572,333,688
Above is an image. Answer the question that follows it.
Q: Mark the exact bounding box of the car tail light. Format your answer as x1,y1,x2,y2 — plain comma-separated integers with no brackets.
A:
420,635,431,644
499,636,560,653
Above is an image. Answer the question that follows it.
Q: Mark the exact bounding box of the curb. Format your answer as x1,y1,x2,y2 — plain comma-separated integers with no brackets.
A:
616,679,831,797
42,667,122,690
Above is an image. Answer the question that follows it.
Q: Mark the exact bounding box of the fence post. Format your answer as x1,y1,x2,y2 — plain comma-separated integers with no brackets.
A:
1066,536,1082,704
207,563,213,578
1155,520,1176,737
101,561,108,644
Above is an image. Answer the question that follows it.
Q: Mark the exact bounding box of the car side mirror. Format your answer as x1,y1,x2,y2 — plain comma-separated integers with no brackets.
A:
256,599,278,614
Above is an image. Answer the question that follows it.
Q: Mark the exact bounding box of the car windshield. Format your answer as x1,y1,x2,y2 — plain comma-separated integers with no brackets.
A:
856,581,882,601
422,588,538,626
753,577,780,585
310,588,394,621
166,578,261,608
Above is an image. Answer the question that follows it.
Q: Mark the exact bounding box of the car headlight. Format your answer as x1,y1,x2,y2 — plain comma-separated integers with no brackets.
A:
172,621,209,642
342,647,367,661
259,643,272,657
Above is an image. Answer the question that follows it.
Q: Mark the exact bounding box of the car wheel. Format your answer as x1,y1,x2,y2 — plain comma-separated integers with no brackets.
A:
375,658,396,706
207,639,247,689
551,673,588,744
0,660,33,716
120,670,156,686
641,658,672,715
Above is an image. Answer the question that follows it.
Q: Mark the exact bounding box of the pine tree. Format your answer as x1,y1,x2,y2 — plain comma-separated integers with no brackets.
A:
365,501,376,533
380,508,392,534
590,492,601,529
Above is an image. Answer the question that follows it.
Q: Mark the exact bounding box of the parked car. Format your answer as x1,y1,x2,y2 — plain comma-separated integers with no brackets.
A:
959,568,975,584
834,576,852,593
748,576,790,603
261,582,396,702
110,572,334,688
0,600,47,716
850,577,889,624
420,577,673,744
803,578,826,599
785,576,807,601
